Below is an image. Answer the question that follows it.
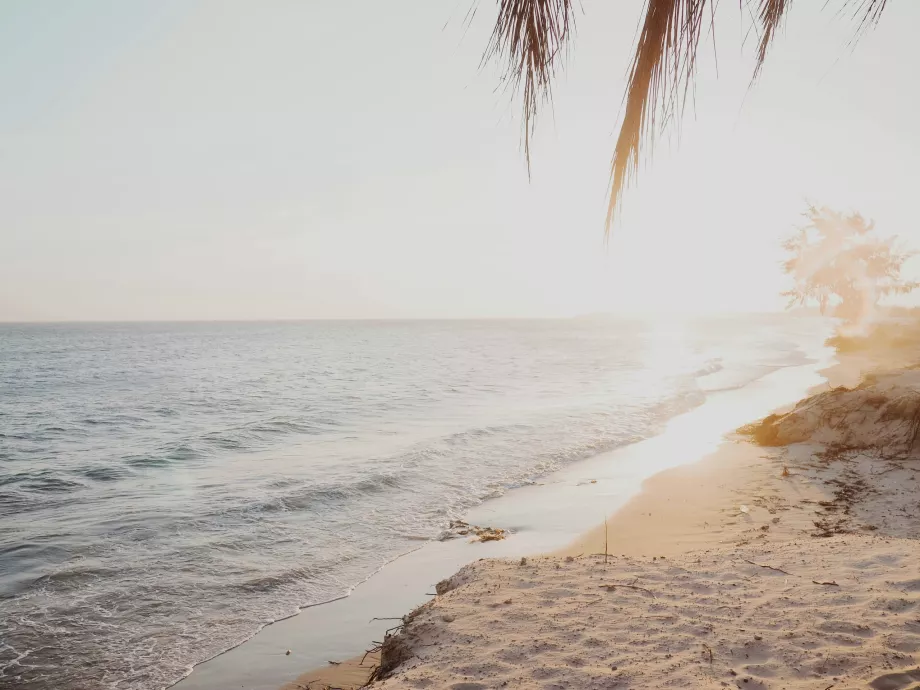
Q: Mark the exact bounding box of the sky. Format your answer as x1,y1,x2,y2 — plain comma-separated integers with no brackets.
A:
1,0,919,321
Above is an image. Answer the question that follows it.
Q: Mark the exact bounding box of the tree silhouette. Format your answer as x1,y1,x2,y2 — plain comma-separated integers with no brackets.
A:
782,205,917,325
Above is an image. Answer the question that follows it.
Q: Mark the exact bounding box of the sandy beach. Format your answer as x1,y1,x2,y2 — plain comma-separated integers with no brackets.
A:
286,335,920,690
8,1,919,687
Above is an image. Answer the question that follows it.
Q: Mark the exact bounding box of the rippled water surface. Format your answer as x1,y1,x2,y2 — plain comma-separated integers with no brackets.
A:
0,317,828,689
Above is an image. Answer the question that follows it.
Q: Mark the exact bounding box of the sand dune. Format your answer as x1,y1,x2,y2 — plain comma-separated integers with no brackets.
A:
748,370,920,456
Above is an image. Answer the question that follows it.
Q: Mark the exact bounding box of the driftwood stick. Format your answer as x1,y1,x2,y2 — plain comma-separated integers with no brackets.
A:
360,644,382,665
605,518,609,565
360,664,382,687
813,580,840,587
599,584,657,599
742,558,793,576
702,643,713,665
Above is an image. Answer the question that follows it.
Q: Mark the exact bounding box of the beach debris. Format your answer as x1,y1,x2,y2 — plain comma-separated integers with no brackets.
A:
519,557,527,566
739,504,750,514
327,659,340,665
441,613,455,622
702,643,713,665
366,629,414,684
473,526,506,542
285,650,291,656
448,519,470,536
440,519,507,543
809,472,873,537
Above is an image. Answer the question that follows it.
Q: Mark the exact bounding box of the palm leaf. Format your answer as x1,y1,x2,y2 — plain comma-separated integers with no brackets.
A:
484,0,889,236
483,0,576,175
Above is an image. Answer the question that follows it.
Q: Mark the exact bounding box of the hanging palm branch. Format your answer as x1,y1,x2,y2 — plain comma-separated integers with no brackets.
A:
483,0,889,235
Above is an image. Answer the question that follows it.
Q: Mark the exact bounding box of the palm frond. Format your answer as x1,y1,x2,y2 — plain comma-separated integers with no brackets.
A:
605,0,888,234
752,0,790,82
605,0,803,235
483,0,576,175
484,0,890,237
605,0,712,234
844,0,888,37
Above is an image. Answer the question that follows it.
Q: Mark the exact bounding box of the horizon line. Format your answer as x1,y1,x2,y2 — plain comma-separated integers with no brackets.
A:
0,310,803,325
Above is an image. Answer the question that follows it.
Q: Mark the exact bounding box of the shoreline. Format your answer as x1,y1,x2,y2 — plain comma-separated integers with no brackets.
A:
269,353,840,689
285,434,830,689
174,340,833,690
557,349,863,563
180,338,861,690
367,342,920,688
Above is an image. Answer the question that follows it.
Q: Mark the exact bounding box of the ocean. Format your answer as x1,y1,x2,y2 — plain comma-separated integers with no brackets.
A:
0,317,830,690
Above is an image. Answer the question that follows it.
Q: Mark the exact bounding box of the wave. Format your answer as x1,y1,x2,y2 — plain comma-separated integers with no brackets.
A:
692,358,724,377
32,565,119,590
231,566,320,594
124,454,174,468
80,465,133,482
119,418,335,469
0,490,39,518
198,419,321,450
248,418,325,435
439,423,533,447
23,476,84,493
255,472,406,513
124,443,202,468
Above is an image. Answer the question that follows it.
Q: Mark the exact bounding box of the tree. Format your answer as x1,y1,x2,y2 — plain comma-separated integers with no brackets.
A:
781,205,917,326
483,0,888,233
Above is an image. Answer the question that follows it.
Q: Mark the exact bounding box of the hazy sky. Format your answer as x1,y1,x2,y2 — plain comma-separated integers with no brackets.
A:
2,1,919,320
